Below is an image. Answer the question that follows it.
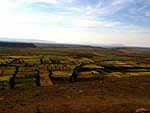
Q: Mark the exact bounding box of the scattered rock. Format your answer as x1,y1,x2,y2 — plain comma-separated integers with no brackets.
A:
0,97,4,100
135,108,150,113
78,90,84,94
66,95,72,99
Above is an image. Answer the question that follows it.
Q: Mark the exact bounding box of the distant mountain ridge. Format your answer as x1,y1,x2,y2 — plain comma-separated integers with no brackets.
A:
1,37,149,48
0,37,125,48
0,41,36,48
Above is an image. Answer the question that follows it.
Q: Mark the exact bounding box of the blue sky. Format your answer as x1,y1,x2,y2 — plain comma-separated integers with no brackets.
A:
0,0,150,47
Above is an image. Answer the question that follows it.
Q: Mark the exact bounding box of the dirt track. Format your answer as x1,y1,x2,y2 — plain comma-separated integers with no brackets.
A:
0,76,150,113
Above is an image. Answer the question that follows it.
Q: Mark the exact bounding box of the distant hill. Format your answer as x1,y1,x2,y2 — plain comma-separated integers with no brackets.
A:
35,43,104,49
0,41,36,48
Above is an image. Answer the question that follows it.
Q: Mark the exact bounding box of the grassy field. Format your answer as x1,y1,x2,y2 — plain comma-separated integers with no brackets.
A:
0,47,150,113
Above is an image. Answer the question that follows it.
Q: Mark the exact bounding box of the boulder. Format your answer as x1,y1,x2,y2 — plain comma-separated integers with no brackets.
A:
135,108,150,113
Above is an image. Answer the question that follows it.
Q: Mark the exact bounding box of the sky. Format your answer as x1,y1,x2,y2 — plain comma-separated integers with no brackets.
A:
0,0,150,47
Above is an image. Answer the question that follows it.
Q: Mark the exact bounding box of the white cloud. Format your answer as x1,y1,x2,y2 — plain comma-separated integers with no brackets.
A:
78,0,135,16
145,11,150,17
14,0,73,5
0,0,150,47
70,18,121,29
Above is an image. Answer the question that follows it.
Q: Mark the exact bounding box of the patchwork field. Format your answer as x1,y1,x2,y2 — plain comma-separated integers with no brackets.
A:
0,46,150,113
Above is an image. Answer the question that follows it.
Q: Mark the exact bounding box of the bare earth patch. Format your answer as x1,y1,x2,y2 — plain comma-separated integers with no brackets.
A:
1,76,150,113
